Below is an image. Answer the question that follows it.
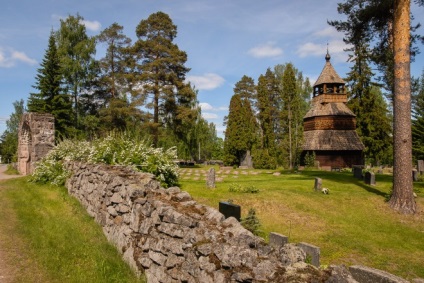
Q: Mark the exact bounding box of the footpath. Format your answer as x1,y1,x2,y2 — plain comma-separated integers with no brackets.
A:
0,164,21,283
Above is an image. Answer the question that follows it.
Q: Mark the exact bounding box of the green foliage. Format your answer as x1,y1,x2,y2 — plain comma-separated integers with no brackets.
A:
0,100,25,162
252,148,277,169
30,133,179,187
412,70,424,160
224,91,257,166
303,151,316,168
241,208,262,236
228,183,259,193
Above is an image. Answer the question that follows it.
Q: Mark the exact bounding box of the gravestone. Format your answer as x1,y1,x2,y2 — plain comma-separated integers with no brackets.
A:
297,242,320,267
413,169,419,182
206,167,215,188
418,160,424,175
364,171,375,186
314,177,322,191
219,201,241,221
18,113,55,175
269,232,288,247
353,165,363,179
240,150,253,168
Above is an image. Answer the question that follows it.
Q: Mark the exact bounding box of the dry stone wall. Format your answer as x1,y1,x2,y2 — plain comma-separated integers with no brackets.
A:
64,162,334,282
64,162,418,283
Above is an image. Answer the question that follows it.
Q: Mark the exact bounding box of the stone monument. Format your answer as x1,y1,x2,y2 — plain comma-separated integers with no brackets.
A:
206,167,216,188
18,113,55,175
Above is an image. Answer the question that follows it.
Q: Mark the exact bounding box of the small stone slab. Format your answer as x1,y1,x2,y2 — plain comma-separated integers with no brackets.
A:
413,169,419,182
206,168,215,188
269,232,288,247
218,201,241,221
297,242,320,267
314,177,322,191
349,265,409,283
418,160,424,174
353,165,363,179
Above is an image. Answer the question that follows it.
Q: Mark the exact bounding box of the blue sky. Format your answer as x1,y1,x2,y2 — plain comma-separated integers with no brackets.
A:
0,0,423,137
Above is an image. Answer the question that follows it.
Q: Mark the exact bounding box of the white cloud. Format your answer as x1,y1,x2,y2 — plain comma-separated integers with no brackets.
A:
296,40,350,62
202,112,218,119
313,26,342,39
81,20,102,32
0,47,37,67
186,73,225,90
199,102,213,111
248,42,283,58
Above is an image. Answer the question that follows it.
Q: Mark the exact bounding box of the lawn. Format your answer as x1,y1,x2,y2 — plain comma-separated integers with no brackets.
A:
0,177,145,283
178,167,424,280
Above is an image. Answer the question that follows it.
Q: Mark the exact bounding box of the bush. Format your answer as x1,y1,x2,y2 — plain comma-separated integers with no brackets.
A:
304,151,316,168
30,134,179,187
253,149,277,169
228,183,259,193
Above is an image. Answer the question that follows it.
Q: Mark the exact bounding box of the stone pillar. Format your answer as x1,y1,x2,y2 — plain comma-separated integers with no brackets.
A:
314,177,322,191
18,113,55,175
206,167,215,188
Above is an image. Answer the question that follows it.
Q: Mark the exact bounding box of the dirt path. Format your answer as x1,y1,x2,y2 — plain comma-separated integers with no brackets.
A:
0,164,22,282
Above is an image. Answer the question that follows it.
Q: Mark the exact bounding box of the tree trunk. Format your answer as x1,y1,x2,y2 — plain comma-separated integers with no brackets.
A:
389,0,417,214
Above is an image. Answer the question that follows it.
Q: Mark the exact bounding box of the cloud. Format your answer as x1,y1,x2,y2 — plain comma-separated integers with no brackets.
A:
202,112,219,119
199,102,213,111
81,19,102,31
186,73,225,90
247,42,283,58
296,40,350,62
313,26,342,39
0,47,37,67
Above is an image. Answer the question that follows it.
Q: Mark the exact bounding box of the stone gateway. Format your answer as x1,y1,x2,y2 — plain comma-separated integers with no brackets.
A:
17,113,55,175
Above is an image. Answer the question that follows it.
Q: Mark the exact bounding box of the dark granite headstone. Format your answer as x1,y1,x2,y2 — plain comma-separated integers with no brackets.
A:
353,165,363,179
219,201,241,221
364,171,375,185
314,177,322,191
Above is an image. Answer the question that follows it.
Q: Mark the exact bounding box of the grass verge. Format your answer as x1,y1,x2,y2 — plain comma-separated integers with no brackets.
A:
179,167,424,280
0,177,144,283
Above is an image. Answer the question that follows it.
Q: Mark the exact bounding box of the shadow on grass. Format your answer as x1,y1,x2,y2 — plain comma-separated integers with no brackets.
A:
299,170,390,198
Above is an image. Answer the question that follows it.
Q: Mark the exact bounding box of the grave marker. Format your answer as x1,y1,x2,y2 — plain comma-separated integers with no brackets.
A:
314,177,322,191
219,201,241,221
206,168,215,188
364,171,375,186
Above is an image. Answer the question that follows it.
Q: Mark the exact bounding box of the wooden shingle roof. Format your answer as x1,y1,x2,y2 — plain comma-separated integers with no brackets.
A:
302,130,365,151
303,102,355,119
313,53,345,87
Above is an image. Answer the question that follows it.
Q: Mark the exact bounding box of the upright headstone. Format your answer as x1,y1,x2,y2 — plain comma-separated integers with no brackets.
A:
297,242,320,267
353,165,363,179
269,232,288,247
364,171,376,185
413,169,419,182
206,167,216,188
219,202,241,221
314,177,322,191
418,160,424,175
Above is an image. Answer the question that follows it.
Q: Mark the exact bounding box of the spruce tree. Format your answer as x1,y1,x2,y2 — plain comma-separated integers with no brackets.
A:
27,31,72,139
224,93,257,166
255,69,277,169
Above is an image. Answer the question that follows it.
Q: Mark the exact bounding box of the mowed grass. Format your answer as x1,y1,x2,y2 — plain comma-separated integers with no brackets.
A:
179,167,424,280
0,177,144,283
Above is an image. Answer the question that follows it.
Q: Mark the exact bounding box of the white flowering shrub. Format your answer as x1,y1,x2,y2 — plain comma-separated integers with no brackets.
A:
30,134,179,187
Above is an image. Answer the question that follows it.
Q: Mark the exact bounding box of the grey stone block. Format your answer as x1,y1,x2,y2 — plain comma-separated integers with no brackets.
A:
349,265,409,283
314,177,322,191
269,232,288,247
297,242,320,267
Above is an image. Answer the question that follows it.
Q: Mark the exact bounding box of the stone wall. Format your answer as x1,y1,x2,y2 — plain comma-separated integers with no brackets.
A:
64,162,333,282
64,162,418,283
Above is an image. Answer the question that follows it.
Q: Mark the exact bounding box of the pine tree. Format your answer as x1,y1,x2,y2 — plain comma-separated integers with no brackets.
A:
133,12,195,147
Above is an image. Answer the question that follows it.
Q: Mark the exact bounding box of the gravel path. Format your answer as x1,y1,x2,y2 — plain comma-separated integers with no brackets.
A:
0,164,21,282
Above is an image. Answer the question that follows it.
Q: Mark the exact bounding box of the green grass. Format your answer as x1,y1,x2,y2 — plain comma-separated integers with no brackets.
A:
179,167,424,280
0,177,145,283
